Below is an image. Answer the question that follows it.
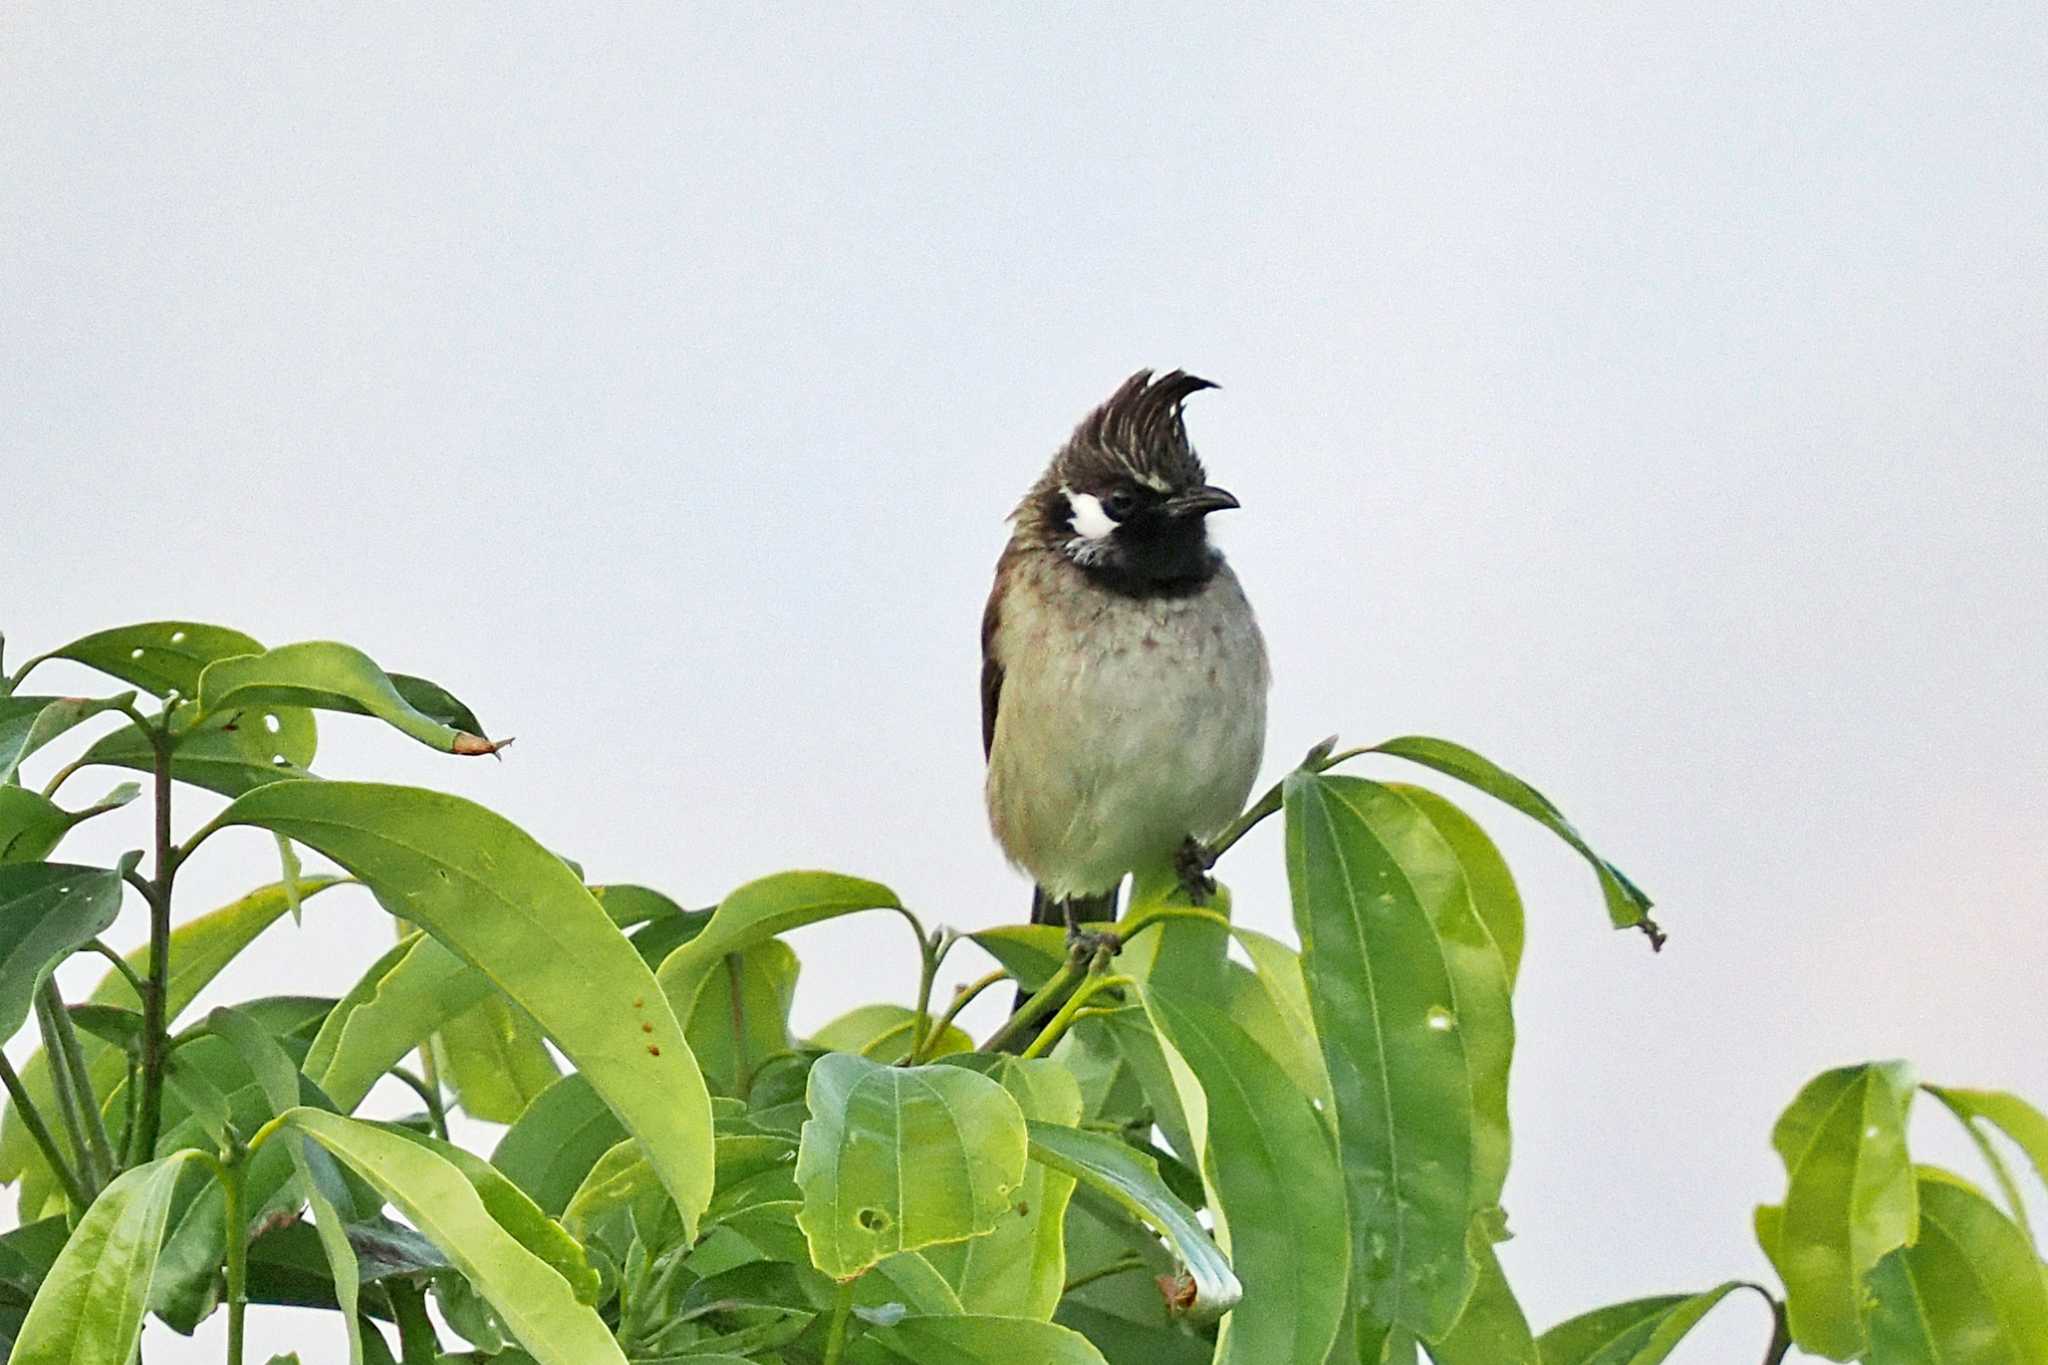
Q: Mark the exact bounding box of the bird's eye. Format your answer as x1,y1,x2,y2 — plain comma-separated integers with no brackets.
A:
1103,489,1138,520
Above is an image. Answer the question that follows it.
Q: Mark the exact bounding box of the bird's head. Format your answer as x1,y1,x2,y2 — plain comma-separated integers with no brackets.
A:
1019,369,1239,594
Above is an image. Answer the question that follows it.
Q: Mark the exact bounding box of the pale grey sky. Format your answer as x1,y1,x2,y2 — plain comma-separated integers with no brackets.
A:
4,6,2045,1361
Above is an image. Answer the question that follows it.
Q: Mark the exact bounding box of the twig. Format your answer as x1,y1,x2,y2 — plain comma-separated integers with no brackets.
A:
0,1052,87,1210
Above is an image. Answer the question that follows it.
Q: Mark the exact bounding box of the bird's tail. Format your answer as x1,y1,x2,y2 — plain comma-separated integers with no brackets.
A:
1029,884,1120,931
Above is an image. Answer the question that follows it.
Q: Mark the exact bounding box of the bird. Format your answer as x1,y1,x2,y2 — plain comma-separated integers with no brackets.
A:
981,369,1269,946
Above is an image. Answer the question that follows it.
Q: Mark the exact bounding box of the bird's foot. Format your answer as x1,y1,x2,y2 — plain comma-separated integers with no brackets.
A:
1063,923,1122,967
1175,837,1218,906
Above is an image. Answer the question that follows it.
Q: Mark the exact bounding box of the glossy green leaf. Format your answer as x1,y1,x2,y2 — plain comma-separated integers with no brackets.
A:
0,782,136,864
968,925,1070,992
491,1074,627,1217
0,877,341,1214
1368,735,1655,939
1025,1120,1241,1320
6,1150,208,1365
925,1056,1083,1319
433,994,560,1122
302,931,491,1113
795,1053,1029,1279
1766,1061,1918,1359
1396,784,1525,989
1864,1172,2048,1364
0,863,123,1037
1282,772,1516,1338
1924,1085,2048,1245
279,1108,625,1365
217,781,714,1238
1141,988,1348,1360
560,1137,665,1245
846,1313,1111,1364
79,702,319,796
0,695,132,784
810,1004,973,1064
688,939,801,1094
1427,1239,1536,1363
198,642,502,754
656,870,903,1023
1534,1282,1750,1365
37,621,263,698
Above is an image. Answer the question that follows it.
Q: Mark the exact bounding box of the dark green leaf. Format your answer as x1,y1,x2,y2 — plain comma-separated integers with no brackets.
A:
0,862,123,1037
1424,1239,1536,1364
0,782,136,864
42,621,262,698
0,694,133,784
198,642,504,754
491,1074,628,1217
386,673,489,739
968,926,1069,992
1535,1283,1750,1364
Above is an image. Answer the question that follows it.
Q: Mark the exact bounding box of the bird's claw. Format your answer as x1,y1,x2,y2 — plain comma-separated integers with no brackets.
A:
1175,837,1218,905
1065,927,1122,968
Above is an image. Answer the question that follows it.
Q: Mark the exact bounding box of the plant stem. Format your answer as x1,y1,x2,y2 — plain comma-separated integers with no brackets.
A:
922,970,1007,1060
134,717,178,1162
1064,1254,1146,1294
1761,1294,1792,1365
0,1052,87,1210
725,952,753,1095
821,1276,857,1365
221,1152,248,1365
980,960,1079,1055
38,756,89,800
1021,974,1131,1060
386,1278,440,1362
907,932,940,1064
83,938,147,998
38,977,115,1187
34,984,106,1195
384,1067,449,1141
1207,738,1368,866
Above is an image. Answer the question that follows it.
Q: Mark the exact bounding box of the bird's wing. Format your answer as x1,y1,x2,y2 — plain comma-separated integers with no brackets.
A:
980,552,1010,759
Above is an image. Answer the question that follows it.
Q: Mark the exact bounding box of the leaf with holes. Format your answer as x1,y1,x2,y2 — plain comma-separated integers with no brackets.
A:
1281,772,1515,1339
198,641,502,754
0,695,134,785
217,781,713,1237
79,703,319,796
1024,1120,1241,1322
35,621,263,698
1368,735,1655,940
1762,1061,1918,1359
1864,1171,2048,1363
0,863,124,1039
5,1151,209,1365
795,1053,1029,1280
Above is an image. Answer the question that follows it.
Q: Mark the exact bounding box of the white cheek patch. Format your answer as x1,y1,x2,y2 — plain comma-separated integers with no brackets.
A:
1064,487,1120,540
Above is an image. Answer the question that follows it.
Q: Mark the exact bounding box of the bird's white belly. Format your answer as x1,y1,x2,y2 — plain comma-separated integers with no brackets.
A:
987,565,1268,898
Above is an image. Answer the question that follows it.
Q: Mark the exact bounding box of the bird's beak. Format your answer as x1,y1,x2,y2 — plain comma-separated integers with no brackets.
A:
1164,485,1241,518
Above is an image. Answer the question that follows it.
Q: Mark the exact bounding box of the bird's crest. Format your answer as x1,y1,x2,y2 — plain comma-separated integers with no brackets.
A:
1055,369,1216,491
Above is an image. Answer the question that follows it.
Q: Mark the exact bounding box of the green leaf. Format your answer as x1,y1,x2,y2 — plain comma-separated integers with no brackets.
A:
491,1074,627,1218
1139,988,1348,1361
1427,1239,1536,1363
1368,735,1656,940
809,1004,972,1065
688,940,801,1094
0,694,133,784
968,925,1070,992
198,642,503,754
1050,1303,1213,1365
794,1053,1029,1280
433,994,561,1123
0,782,136,864
0,877,340,1214
6,1150,208,1365
0,863,123,1037
657,871,903,1023
1865,1172,2048,1364
40,621,263,698
1534,1283,1751,1364
62,1003,144,1053
217,781,714,1239
386,673,489,738
302,931,492,1114
79,703,319,796
1226,929,1333,1113
1923,1085,2048,1247
845,1313,1111,1364
1766,1061,1919,1359
1396,784,1525,990
1025,1120,1241,1321
559,1137,666,1245
1282,773,1516,1338
925,1056,1083,1319
278,1108,626,1365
